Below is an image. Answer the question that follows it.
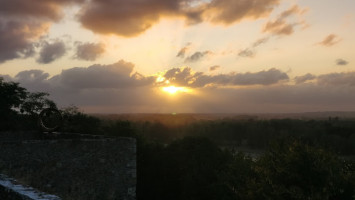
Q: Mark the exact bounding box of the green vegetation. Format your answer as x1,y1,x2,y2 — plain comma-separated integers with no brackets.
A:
1,78,355,199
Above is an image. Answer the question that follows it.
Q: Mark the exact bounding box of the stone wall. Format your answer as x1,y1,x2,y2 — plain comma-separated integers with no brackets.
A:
0,135,136,200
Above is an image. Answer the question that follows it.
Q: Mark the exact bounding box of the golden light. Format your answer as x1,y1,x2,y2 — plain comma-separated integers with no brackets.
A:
162,86,190,95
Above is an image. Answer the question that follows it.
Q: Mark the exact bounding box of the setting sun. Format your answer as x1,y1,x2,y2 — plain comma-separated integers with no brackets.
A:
162,86,190,95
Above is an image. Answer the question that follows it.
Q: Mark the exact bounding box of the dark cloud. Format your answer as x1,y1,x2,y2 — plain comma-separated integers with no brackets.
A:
3,60,156,109
37,41,66,64
0,0,85,21
13,70,51,92
0,74,13,82
184,51,212,62
252,37,269,48
209,65,220,71
78,0,280,37
294,73,316,84
176,43,191,58
74,42,105,61
317,72,355,86
0,19,48,63
177,47,188,58
336,59,348,66
8,60,154,91
163,67,289,87
78,0,186,37
317,34,341,47
238,49,255,58
238,37,270,58
0,0,84,64
263,5,307,36
15,70,50,82
54,60,154,89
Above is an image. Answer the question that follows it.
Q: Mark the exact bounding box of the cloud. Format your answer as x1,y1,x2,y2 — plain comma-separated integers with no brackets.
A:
7,60,154,91
176,43,192,58
263,5,308,36
3,67,355,113
2,60,156,109
252,37,269,48
78,0,186,37
0,19,49,63
0,74,13,82
209,65,220,72
294,73,316,84
238,37,270,58
205,0,280,24
15,70,50,82
78,0,280,37
238,48,255,58
336,59,348,66
0,0,84,64
317,72,355,86
74,42,105,61
37,40,67,64
163,67,289,87
0,0,85,21
317,34,341,46
184,51,212,62
53,60,155,89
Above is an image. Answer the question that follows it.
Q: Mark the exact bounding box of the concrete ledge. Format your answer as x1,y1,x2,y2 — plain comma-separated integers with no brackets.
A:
0,174,61,200
0,136,136,200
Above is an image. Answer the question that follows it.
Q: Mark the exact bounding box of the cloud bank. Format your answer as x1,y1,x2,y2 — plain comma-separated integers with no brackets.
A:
2,62,355,113
162,67,289,87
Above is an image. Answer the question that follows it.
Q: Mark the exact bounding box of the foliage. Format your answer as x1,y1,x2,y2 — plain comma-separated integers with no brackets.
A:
254,139,355,200
137,137,355,200
137,137,236,200
0,78,27,115
130,118,355,155
0,78,57,130
20,92,57,115
59,105,103,135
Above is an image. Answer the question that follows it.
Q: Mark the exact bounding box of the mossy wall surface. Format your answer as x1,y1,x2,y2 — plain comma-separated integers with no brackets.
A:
0,135,136,200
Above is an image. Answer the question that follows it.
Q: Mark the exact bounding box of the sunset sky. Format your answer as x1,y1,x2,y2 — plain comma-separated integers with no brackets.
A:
1,0,354,113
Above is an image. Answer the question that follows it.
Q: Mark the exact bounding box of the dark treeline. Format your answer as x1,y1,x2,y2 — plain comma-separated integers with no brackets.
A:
1,78,355,199
137,137,355,200
104,117,355,156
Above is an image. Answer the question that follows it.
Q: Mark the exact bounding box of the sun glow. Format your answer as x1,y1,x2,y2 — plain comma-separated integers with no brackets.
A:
162,86,190,95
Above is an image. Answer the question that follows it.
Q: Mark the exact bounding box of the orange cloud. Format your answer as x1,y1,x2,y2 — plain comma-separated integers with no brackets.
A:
317,34,341,47
205,0,280,24
263,5,308,36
